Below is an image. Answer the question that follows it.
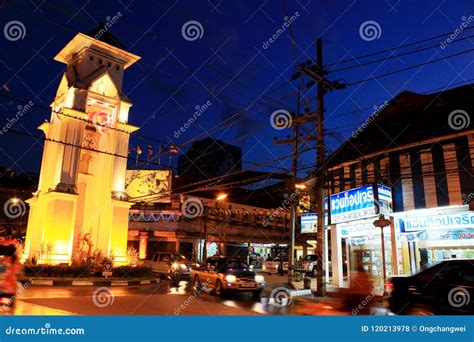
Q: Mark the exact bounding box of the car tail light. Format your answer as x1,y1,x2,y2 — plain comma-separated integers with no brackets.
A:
384,281,393,294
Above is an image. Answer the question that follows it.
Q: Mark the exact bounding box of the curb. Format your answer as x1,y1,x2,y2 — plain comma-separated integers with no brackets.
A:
26,278,161,287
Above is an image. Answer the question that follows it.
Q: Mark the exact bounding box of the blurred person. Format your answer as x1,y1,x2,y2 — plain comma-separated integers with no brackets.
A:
341,263,375,315
0,242,23,311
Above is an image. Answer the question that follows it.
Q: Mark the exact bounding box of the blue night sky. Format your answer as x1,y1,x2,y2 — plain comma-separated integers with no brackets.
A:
1,0,474,178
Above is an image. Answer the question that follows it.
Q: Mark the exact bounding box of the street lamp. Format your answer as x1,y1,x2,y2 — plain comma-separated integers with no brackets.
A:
373,214,392,285
215,193,227,255
216,193,227,201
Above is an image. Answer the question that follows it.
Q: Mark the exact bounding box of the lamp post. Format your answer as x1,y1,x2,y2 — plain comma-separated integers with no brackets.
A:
373,214,391,284
215,193,227,255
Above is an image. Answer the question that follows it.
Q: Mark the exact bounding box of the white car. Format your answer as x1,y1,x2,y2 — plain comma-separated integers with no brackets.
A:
262,255,289,274
146,252,193,276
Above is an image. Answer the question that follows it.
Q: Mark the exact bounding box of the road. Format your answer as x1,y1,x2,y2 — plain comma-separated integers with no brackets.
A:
11,277,388,316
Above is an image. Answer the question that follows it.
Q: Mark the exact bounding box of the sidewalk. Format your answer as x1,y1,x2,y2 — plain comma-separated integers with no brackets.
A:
7,301,75,315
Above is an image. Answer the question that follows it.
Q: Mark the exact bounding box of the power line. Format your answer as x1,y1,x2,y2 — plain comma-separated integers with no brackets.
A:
345,47,474,87
325,26,474,67
328,33,474,74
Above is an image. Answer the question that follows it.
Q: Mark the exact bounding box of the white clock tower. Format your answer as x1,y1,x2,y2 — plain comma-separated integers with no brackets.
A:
23,29,141,265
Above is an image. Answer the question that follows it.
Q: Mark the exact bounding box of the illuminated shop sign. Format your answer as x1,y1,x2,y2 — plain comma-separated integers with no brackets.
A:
329,184,392,224
300,199,328,233
402,229,474,241
377,184,392,203
301,213,317,233
396,212,474,232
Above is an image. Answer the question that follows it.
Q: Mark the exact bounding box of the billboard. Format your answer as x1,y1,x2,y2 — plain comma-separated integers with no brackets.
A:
125,170,171,203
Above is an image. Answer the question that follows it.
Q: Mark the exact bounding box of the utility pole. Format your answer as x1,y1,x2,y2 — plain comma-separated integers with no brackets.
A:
315,37,327,297
288,87,300,283
295,38,346,296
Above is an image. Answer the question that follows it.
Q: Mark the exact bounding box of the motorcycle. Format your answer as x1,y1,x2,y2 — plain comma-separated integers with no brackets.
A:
168,262,183,287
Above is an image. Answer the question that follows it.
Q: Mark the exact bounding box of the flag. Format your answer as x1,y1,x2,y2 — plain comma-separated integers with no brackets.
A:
136,145,142,155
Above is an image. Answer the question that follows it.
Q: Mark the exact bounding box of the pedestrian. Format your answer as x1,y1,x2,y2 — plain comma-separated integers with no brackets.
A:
0,242,23,312
343,263,374,315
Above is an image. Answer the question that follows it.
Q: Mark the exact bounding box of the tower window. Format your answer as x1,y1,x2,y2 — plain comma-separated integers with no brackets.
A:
98,59,103,64
89,56,94,61
107,62,112,68
115,65,120,71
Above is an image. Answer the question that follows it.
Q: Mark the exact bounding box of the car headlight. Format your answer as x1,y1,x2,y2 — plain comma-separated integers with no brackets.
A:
225,274,237,282
180,264,187,270
255,275,264,282
172,262,179,269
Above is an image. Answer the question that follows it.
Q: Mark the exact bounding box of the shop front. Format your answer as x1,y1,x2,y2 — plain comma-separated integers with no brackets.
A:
394,205,474,275
330,184,394,291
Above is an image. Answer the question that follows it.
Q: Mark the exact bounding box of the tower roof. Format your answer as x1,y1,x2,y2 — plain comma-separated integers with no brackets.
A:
85,23,126,50
54,32,140,69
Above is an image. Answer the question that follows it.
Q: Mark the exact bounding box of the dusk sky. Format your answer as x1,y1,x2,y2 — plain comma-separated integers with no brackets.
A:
1,0,474,178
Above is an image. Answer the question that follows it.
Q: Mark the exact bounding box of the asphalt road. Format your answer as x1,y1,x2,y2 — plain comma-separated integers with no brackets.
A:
12,277,388,316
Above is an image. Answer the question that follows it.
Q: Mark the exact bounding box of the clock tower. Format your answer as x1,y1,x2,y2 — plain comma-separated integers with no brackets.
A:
23,29,140,265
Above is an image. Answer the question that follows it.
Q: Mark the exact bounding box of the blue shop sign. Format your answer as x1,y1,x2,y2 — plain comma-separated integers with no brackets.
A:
330,185,376,224
396,212,474,232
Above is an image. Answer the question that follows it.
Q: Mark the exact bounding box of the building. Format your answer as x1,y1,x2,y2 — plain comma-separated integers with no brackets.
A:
301,85,474,289
22,29,141,265
126,168,293,262
177,138,242,185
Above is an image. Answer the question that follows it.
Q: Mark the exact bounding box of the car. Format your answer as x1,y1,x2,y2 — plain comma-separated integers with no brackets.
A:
262,254,289,275
386,259,474,315
190,256,265,297
294,254,318,277
146,252,194,276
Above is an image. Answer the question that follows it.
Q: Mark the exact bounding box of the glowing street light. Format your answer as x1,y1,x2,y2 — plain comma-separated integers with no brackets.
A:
295,183,307,190
216,193,227,201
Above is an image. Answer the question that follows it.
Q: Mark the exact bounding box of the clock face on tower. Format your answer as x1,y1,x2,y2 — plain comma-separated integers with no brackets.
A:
82,130,99,150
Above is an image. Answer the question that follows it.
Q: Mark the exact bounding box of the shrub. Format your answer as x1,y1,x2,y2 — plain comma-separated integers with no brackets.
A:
23,265,91,278
112,265,152,278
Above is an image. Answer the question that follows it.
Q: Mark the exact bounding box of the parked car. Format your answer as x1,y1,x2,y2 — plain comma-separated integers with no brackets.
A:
262,254,289,275
294,254,318,277
146,252,194,276
190,256,265,297
386,259,474,315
